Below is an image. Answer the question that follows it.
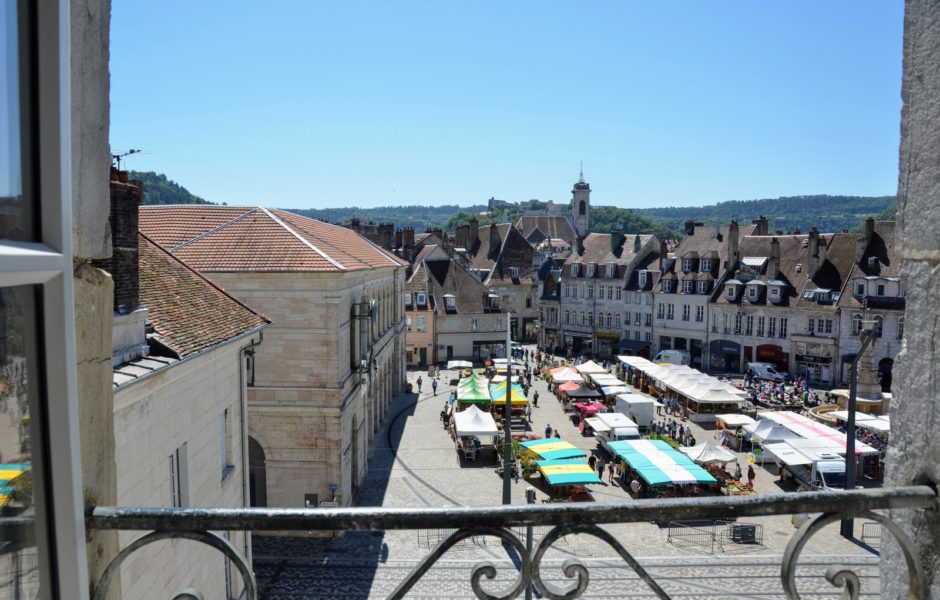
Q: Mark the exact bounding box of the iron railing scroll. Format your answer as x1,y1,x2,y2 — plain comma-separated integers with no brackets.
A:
83,485,937,600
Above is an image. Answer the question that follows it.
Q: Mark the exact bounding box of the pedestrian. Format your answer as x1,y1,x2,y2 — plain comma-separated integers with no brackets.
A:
417,376,423,393
747,464,756,489
525,403,532,422
596,458,604,478
545,424,553,439
533,391,539,407
431,379,438,396
630,477,641,498
734,462,743,481
607,461,615,483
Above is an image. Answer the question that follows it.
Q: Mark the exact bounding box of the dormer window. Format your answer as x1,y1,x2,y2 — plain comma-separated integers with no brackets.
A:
748,287,758,299
771,288,779,298
697,281,709,294
681,258,694,272
699,259,710,273
795,264,802,273
509,266,519,279
606,263,615,278
726,286,736,299
444,294,456,311
416,292,426,306
877,283,885,296
639,271,648,288
404,293,412,307
586,263,595,277
868,256,877,267
571,264,580,277
662,280,674,293
856,282,865,296
682,280,694,294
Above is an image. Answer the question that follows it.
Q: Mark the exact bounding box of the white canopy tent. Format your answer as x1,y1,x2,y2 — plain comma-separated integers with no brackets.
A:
717,414,757,429
453,405,500,437
552,368,584,383
680,442,737,465
576,360,608,375
829,410,890,434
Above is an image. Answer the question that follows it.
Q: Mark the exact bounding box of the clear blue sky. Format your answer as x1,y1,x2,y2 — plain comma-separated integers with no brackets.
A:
110,1,904,210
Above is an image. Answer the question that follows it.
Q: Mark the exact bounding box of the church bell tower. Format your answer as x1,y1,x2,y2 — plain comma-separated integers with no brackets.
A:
571,165,591,238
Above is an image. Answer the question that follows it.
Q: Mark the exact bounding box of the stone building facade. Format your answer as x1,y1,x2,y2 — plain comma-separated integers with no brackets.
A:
139,206,407,508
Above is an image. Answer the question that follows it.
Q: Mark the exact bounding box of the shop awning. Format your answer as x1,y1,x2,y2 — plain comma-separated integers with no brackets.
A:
536,459,602,486
519,438,587,460
608,440,716,486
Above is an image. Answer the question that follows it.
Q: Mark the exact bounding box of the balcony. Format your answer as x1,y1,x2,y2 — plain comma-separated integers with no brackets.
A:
73,486,934,598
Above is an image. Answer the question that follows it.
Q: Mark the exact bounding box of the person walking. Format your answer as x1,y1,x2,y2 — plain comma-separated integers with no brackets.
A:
533,391,539,407
596,458,605,479
630,477,641,498
417,376,423,393
607,461,615,483
545,423,553,439
734,462,743,481
431,379,438,396
747,464,756,489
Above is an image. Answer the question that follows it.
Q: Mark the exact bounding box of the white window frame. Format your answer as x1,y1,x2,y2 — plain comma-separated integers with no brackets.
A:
683,280,694,294
416,292,426,306
0,2,88,595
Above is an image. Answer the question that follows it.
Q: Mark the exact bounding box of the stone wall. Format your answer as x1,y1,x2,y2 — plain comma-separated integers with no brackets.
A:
112,337,254,598
882,0,940,596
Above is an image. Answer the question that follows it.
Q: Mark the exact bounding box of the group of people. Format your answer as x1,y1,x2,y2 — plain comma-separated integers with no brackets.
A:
587,454,618,484
651,419,697,447
740,377,823,410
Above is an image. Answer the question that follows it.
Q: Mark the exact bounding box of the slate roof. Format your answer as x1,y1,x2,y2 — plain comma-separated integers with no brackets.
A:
561,233,656,280
469,223,537,284
412,252,494,315
837,221,903,310
138,233,270,358
139,205,406,272
515,215,577,245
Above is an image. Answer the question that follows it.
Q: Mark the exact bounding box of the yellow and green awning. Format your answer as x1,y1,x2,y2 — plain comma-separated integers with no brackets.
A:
490,382,528,405
536,459,602,486
519,438,586,460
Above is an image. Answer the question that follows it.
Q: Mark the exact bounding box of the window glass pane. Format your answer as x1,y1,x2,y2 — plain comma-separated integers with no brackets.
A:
0,0,34,242
0,285,42,596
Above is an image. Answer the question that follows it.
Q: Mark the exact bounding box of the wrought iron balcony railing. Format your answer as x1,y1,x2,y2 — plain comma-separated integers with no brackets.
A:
77,485,937,600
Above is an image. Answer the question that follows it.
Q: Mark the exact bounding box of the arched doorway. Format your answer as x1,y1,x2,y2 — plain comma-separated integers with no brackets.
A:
248,436,267,507
878,357,894,392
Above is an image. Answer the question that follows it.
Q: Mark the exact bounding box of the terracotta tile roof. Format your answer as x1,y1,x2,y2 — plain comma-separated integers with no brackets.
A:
138,233,270,358
139,205,406,272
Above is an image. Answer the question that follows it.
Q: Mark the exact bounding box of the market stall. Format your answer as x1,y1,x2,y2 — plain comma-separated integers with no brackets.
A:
575,360,608,375
551,367,584,384
557,380,581,395
608,439,718,497
564,385,603,400
680,441,736,465
535,459,602,501
715,413,757,451
519,437,587,461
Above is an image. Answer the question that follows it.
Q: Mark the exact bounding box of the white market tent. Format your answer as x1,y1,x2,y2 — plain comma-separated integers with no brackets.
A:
600,385,631,396
680,441,737,465
717,414,757,429
591,373,624,384
576,360,608,375
492,358,524,367
744,420,802,444
453,405,500,437
447,360,473,369
829,410,891,434
552,368,585,383
756,411,878,456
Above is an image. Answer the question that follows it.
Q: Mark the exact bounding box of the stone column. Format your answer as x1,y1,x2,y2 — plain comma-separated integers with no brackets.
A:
882,0,940,596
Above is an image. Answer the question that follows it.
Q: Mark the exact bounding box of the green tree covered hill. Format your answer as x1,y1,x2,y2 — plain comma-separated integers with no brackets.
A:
290,205,487,231
129,171,212,205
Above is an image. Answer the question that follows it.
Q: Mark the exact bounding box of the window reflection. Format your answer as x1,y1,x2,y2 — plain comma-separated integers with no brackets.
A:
1,0,34,242
0,285,39,597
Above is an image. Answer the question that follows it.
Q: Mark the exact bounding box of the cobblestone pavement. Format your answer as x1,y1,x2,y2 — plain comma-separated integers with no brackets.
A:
254,345,884,598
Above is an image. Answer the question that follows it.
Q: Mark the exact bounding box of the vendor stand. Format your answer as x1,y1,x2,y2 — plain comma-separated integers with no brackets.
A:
607,439,718,497
518,437,587,461
535,459,602,501
452,405,500,463
715,414,757,451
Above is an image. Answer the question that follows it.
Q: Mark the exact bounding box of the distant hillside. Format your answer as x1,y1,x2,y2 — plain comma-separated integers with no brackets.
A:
635,195,895,234
288,205,487,230
129,171,212,205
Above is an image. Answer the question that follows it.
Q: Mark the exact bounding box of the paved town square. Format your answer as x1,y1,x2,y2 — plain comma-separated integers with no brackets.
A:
254,348,883,598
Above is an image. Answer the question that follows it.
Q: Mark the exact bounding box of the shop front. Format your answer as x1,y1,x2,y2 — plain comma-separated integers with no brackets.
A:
473,340,507,363
596,332,620,359
756,344,788,371
708,339,741,373
793,339,834,385
563,333,594,355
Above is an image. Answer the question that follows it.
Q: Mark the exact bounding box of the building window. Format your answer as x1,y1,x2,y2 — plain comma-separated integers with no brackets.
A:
853,314,863,335
170,444,190,507
645,331,651,342
808,318,816,334
416,316,427,332
444,296,456,311
771,288,779,298
874,315,884,337
496,317,502,330
246,352,256,387
565,310,570,325
588,313,594,326
639,272,647,288
681,258,694,272
683,280,694,294
682,305,690,321
726,285,736,299
588,284,593,299
221,409,234,479
615,314,621,328
606,313,612,327
416,292,426,306
745,316,754,336
634,330,641,341
406,316,412,330
734,314,742,334
898,317,905,340
509,266,519,278
666,304,675,320
404,292,412,307
877,283,886,296
856,283,865,296
625,311,631,325
695,305,704,322
820,319,833,334
571,264,580,277
525,296,532,308
698,281,709,294
471,319,479,332
634,313,641,326
780,317,788,338
757,316,765,337
645,314,652,327
768,317,777,338
748,286,758,299
657,304,664,319
616,288,622,300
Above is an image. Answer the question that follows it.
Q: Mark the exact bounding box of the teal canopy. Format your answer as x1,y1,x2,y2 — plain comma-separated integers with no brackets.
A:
608,439,717,487
536,459,603,486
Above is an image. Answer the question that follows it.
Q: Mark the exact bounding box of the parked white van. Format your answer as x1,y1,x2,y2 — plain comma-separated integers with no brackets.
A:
653,350,690,365
747,361,789,381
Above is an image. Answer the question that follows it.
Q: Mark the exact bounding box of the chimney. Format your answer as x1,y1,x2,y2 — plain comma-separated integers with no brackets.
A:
634,234,641,254
807,226,820,275
350,217,361,233
856,216,876,264
684,220,696,236
455,224,470,249
768,237,780,278
403,227,415,260
380,223,393,250
864,216,875,240
726,219,739,270
469,218,479,249
753,215,769,236
660,239,668,257
395,228,403,250
105,167,143,314
489,224,501,259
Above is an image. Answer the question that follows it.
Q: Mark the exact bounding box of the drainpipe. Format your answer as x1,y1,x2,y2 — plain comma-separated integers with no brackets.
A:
238,332,264,566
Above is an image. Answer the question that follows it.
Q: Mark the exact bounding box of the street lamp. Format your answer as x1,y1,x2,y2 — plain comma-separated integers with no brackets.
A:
841,317,879,539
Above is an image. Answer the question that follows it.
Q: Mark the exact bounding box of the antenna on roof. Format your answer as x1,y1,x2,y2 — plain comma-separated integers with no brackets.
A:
111,148,142,170
579,161,584,183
